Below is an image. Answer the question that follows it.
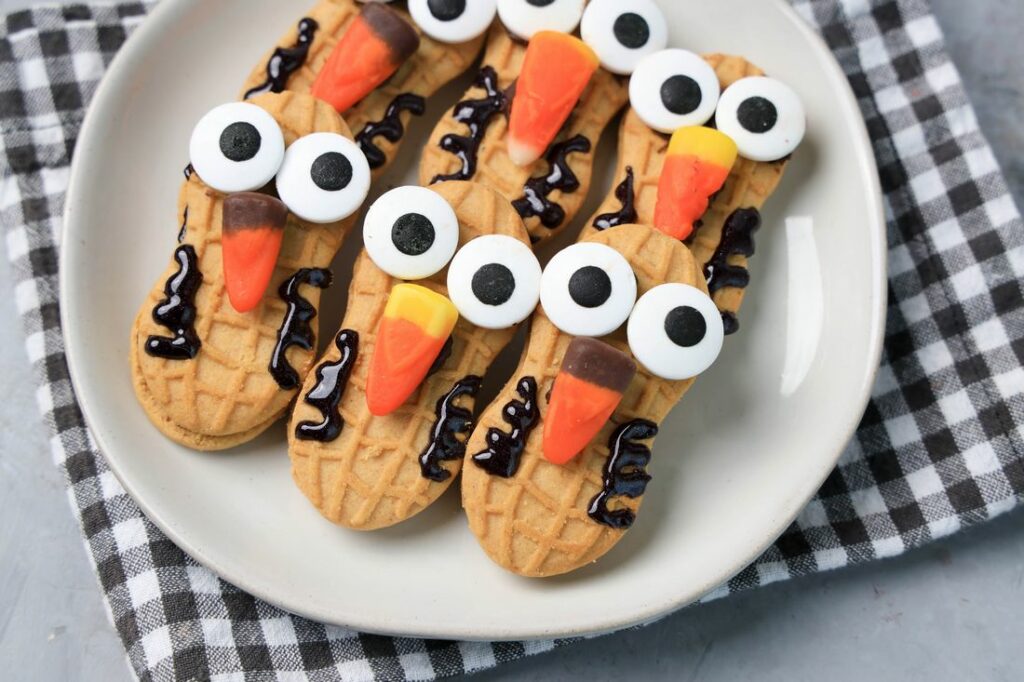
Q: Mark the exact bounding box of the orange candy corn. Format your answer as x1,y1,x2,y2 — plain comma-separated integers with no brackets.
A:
508,31,599,167
654,126,739,241
543,338,637,465
311,3,420,115
366,284,459,416
221,193,289,313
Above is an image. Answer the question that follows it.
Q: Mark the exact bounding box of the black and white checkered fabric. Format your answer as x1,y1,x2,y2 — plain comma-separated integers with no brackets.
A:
1,0,1021,679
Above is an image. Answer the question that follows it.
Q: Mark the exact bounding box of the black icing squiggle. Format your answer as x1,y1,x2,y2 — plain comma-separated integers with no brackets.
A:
512,134,591,230
146,245,203,360
356,93,427,170
420,376,483,482
177,205,189,243
295,330,359,443
703,207,761,337
593,167,637,231
269,268,332,390
430,66,507,184
587,420,658,530
244,18,319,100
472,377,539,478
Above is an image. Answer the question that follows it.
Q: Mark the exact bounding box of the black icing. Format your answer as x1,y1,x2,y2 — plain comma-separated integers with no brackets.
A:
177,205,189,243
568,266,612,309
392,213,435,256
472,377,539,478
593,167,638,231
244,18,319,100
420,376,482,482
661,75,702,115
664,306,706,348
613,13,650,49
295,330,359,443
183,163,194,180
356,93,427,170
431,66,507,184
146,245,203,360
472,263,515,306
310,152,352,191
269,268,333,390
587,419,658,530
511,134,591,230
704,208,761,337
737,96,778,133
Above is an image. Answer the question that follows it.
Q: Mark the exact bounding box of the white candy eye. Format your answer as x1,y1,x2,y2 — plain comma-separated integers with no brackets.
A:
409,0,497,43
540,242,637,337
627,284,723,380
275,133,370,224
715,77,806,162
363,186,460,280
189,102,285,194
629,49,720,134
497,0,584,40
447,235,541,329
580,0,668,75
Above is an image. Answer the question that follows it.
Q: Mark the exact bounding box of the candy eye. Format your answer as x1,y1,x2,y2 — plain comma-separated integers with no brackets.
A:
363,186,460,280
540,242,637,337
629,49,720,134
409,0,497,43
627,284,723,380
189,102,285,194
446,235,542,329
580,0,668,75
275,133,371,224
497,0,584,40
715,77,806,162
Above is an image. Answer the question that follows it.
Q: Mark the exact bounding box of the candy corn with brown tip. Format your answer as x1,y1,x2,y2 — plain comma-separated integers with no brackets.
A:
543,337,637,466
507,31,599,167
653,126,738,241
366,284,459,417
311,2,420,115
221,193,289,313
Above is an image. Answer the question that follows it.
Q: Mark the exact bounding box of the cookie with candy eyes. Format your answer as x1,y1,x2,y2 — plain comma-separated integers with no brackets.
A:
420,5,629,243
131,92,369,451
241,0,487,179
287,181,540,530
585,53,802,335
460,223,716,577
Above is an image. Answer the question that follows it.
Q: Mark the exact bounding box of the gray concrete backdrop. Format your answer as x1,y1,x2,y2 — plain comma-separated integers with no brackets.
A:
0,0,1022,680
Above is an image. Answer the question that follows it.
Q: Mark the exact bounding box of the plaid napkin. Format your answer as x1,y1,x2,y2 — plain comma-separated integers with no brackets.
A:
2,0,1022,679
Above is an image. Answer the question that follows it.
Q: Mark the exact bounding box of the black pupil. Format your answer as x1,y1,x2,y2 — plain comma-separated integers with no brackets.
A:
526,0,556,6
392,213,436,256
664,306,707,348
219,122,261,162
428,0,465,21
568,266,612,309
737,96,778,133
613,13,650,49
310,152,353,191
661,75,703,116
472,263,516,306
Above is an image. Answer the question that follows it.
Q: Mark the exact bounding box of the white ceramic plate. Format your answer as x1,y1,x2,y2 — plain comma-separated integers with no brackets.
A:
61,0,886,640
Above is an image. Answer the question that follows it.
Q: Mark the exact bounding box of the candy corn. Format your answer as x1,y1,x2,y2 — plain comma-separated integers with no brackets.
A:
543,338,637,465
366,284,459,416
311,3,420,115
221,192,289,313
653,126,738,241
507,31,599,167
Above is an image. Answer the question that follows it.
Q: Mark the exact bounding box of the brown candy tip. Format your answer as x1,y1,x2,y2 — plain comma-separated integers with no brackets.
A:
561,338,637,394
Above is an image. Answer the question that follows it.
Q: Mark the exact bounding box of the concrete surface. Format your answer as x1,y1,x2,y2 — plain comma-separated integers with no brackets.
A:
0,0,1022,681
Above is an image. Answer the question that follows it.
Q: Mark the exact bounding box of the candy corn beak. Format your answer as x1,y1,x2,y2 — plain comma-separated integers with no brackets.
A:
366,284,459,416
543,338,637,466
222,192,289,313
311,3,420,115
653,127,739,241
508,31,599,167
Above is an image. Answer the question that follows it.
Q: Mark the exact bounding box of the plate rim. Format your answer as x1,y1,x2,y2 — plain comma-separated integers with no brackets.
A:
59,0,888,641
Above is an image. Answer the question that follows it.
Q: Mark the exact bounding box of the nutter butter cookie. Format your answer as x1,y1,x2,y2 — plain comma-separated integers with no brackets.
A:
131,93,370,450
241,0,487,178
